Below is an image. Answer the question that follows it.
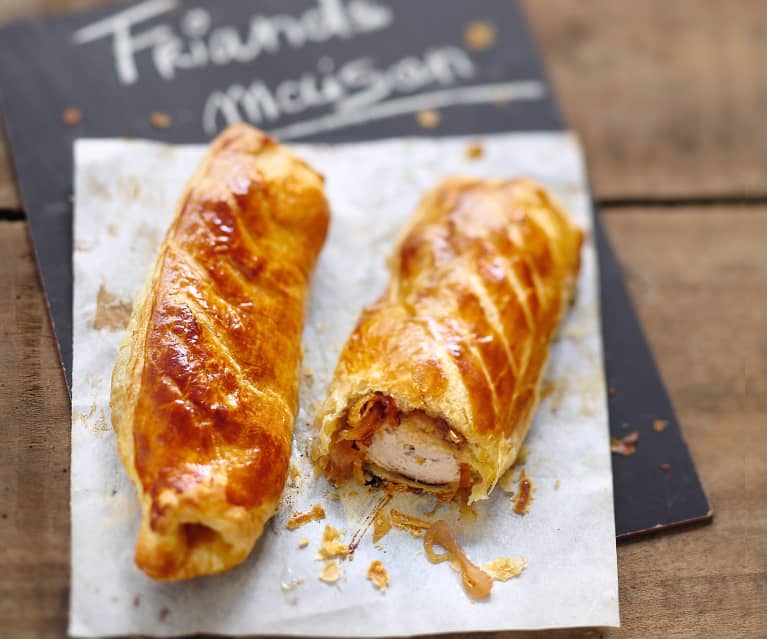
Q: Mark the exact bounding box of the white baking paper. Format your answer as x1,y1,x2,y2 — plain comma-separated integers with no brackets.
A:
70,133,619,637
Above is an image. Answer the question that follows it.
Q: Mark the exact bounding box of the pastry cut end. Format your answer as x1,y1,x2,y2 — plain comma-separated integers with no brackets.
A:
316,392,477,501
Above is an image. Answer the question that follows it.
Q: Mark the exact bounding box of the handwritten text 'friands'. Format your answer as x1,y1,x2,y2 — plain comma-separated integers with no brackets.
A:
73,0,394,85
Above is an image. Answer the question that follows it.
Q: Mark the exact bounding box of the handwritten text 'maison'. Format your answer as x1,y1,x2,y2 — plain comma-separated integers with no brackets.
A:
72,0,394,85
202,47,475,135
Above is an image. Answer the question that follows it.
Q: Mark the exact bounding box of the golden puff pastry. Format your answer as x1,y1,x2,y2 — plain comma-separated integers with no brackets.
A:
110,124,330,580
314,177,582,503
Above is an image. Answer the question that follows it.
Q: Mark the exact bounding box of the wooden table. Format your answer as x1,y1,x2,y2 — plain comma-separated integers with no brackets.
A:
1,2,765,637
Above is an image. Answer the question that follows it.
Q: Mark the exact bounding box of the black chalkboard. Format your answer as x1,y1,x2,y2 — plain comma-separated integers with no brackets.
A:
0,0,710,538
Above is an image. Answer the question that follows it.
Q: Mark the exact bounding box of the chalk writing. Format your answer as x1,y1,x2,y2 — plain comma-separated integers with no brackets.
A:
202,46,476,134
73,0,393,85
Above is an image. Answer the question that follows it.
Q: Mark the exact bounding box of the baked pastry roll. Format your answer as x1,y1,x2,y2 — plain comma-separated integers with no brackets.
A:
110,124,329,580
314,177,582,502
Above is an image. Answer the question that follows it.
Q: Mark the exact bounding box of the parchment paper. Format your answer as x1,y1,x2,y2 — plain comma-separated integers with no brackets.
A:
70,133,619,637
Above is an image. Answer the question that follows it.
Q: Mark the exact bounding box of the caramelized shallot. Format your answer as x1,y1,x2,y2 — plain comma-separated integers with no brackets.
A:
423,520,493,599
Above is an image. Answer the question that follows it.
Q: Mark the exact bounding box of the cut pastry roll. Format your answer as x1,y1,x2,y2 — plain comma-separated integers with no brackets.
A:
314,178,583,502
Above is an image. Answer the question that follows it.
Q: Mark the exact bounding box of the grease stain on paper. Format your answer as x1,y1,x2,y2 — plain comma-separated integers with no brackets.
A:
93,285,132,331
73,404,111,437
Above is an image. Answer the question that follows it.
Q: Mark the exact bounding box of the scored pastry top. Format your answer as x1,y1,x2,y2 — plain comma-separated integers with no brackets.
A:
315,177,583,502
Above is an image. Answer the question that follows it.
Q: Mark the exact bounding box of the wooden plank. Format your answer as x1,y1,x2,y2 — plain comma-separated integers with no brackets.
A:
1,0,767,209
601,208,767,637
1,207,765,637
521,0,767,200
0,221,70,637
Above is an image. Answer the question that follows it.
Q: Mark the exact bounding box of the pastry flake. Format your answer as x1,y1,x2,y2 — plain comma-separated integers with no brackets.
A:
372,507,392,543
319,560,341,584
367,560,390,590
286,504,326,530
611,431,639,456
390,509,432,538
315,525,349,560
481,556,527,581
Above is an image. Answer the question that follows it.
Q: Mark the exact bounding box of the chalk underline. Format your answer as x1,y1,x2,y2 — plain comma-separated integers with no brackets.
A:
264,81,546,141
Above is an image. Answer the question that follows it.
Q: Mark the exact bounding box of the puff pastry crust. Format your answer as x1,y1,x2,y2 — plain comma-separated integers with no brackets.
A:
314,178,582,502
110,124,329,580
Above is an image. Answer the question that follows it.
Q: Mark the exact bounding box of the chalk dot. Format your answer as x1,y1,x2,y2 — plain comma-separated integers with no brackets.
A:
182,8,211,37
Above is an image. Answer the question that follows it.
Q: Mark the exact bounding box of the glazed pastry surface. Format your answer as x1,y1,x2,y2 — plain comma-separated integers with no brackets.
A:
315,177,582,502
110,124,330,580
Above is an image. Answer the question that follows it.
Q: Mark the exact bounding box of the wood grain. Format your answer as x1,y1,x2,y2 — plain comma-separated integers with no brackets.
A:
1,1,765,637
1,1,767,208
522,0,767,200
0,222,70,637
2,207,765,638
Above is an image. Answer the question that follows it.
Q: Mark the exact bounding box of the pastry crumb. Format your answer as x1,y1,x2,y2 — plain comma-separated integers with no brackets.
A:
653,419,668,433
659,463,672,471
367,560,390,590
464,20,496,50
288,464,301,482
286,504,325,530
611,431,639,456
149,112,172,129
608,386,617,397
390,509,432,537
416,109,441,129
298,538,309,548
315,525,349,559
465,142,484,160
481,557,527,581
62,107,83,126
319,561,341,584
554,479,561,490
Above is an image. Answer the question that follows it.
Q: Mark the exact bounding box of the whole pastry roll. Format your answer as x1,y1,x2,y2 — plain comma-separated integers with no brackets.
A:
110,124,330,580
315,177,582,503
